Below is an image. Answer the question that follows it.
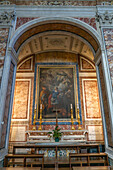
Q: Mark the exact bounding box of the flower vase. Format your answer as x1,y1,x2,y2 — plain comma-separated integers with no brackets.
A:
55,137,59,142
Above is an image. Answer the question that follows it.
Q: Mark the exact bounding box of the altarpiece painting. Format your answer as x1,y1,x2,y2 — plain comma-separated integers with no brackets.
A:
34,63,79,123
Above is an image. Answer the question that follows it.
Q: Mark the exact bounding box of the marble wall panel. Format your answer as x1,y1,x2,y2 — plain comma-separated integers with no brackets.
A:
82,59,94,69
103,29,113,87
0,28,9,86
36,51,77,63
17,58,33,71
79,76,103,142
0,62,14,149
16,17,96,31
75,18,97,30
12,80,30,119
83,79,101,119
10,126,26,142
98,62,113,147
16,17,37,29
87,125,104,141
80,57,95,71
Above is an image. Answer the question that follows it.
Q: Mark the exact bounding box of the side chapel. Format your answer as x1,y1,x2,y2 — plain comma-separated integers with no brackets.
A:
0,0,113,169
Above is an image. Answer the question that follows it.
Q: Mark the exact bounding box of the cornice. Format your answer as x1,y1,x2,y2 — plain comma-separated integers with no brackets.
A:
0,5,96,17
1,5,113,18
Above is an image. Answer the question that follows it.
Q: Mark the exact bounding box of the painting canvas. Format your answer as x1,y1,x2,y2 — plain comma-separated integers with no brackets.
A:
35,65,77,119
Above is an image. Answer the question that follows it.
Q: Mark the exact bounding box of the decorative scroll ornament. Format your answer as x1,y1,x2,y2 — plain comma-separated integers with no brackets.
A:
0,11,16,25
0,1,10,5
29,0,77,6
96,11,113,24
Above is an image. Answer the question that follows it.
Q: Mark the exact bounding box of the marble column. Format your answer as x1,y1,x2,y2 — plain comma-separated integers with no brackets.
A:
0,10,17,161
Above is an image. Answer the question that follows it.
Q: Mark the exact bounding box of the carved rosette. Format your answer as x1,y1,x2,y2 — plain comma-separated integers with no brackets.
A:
0,11,16,25
96,11,113,25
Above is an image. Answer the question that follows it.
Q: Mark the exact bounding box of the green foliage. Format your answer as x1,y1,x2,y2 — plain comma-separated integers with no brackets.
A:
48,126,62,139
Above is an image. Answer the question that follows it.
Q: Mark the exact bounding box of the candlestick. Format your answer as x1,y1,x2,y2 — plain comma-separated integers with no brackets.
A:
32,108,36,130
77,108,82,130
38,104,42,130
56,111,58,127
71,106,75,130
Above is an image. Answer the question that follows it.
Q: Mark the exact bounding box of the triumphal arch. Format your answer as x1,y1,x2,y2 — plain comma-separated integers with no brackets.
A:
0,0,113,168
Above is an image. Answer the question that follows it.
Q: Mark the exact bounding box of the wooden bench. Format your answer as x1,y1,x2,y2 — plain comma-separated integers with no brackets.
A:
4,154,44,169
69,153,108,170
1,168,41,170
12,143,101,159
72,167,110,170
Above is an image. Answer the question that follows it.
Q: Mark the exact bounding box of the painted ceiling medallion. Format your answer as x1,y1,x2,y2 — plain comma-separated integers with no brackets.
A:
49,39,64,46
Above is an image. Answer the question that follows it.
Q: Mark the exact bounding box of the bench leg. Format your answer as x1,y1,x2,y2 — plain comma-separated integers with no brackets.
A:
24,157,26,167
4,158,8,167
69,156,71,170
42,157,44,170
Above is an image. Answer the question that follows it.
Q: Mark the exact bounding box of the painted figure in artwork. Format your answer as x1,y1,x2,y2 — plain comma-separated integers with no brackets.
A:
40,86,49,115
38,67,75,119
51,87,59,105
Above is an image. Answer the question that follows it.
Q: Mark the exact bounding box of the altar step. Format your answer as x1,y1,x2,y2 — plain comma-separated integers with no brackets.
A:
44,168,70,170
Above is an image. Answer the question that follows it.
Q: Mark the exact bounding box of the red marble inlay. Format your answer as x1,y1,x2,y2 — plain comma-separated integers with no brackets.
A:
16,17,38,29
75,17,97,30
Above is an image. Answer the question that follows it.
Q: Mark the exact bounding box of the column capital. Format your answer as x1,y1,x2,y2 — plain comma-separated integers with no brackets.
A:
96,11,113,26
0,10,16,27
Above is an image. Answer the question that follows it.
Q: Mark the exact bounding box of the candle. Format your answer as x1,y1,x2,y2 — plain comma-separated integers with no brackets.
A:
35,104,37,109
70,104,72,109
77,103,79,109
40,104,42,110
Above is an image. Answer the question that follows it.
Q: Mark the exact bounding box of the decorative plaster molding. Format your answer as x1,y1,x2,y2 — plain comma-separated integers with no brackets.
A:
94,48,101,65
7,47,18,64
96,11,113,24
0,1,10,5
0,11,16,25
29,0,78,6
0,0,94,7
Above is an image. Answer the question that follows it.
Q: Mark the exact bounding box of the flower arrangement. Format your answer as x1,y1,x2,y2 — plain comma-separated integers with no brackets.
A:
48,126,62,142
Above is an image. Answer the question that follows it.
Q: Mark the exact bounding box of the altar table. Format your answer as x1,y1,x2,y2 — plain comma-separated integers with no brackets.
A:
26,130,88,143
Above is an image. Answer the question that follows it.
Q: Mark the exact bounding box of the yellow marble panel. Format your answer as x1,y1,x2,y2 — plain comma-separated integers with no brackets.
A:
12,80,30,119
84,80,101,119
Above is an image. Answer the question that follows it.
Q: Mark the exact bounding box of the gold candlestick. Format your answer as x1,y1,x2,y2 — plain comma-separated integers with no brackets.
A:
77,108,82,130
32,108,36,130
71,106,75,130
56,111,58,127
38,104,42,130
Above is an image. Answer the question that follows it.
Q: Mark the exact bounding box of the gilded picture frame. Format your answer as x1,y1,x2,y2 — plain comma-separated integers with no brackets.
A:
33,63,80,124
